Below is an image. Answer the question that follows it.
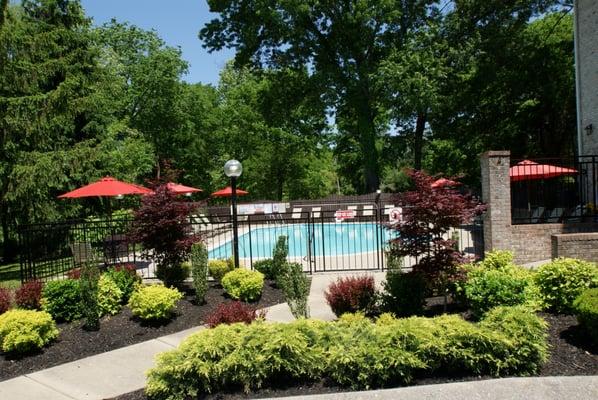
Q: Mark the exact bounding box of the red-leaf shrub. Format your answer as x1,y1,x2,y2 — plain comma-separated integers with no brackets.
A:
129,185,199,286
66,268,81,279
205,301,267,328
388,170,485,290
0,288,11,314
113,263,137,275
15,280,43,310
324,276,377,317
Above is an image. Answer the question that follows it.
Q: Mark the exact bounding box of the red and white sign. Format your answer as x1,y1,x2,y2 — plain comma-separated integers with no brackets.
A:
334,209,356,220
389,207,403,223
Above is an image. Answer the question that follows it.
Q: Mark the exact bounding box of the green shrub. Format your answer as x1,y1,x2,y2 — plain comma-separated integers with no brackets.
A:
128,284,183,321
98,275,122,316
278,262,310,318
103,266,141,303
464,262,540,317
191,243,209,303
535,258,598,313
208,259,234,281
479,250,514,270
480,305,549,374
42,279,82,322
381,271,427,317
145,308,549,399
80,262,100,330
221,269,264,302
0,309,59,354
252,259,274,279
573,288,598,345
272,235,288,282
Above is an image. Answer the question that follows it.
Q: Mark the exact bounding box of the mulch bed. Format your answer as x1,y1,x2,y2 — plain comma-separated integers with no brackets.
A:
111,311,598,400
0,280,285,382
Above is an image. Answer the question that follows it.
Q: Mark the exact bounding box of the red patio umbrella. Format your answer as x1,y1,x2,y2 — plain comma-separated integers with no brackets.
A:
211,186,248,197
431,178,461,188
165,182,202,195
58,176,153,198
509,160,578,182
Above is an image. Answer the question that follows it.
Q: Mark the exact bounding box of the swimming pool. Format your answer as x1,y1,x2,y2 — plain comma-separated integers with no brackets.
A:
208,222,396,259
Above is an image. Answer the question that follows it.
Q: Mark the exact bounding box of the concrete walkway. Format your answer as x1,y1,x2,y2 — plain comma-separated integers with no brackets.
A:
1,272,596,400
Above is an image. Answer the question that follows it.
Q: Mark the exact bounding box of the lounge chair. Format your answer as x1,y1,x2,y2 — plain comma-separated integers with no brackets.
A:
545,208,564,223
362,205,374,216
529,207,545,223
292,208,303,219
311,207,321,218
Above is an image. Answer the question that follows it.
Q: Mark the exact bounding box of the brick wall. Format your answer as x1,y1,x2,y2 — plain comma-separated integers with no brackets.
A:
576,0,598,155
552,232,598,262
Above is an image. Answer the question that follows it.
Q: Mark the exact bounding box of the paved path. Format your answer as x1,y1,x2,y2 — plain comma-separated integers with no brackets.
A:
1,271,596,400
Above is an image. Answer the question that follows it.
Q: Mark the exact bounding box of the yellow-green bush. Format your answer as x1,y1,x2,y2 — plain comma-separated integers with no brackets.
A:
221,269,264,302
128,284,183,321
535,258,598,313
145,306,548,399
98,275,123,316
208,259,234,281
0,309,59,354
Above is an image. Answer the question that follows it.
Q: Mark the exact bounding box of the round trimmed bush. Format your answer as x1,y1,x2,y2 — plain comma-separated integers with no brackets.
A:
325,275,377,317
381,271,426,317
221,269,264,302
252,259,274,280
0,309,58,354
98,275,123,316
573,288,598,345
41,279,82,322
208,259,234,281
15,280,43,310
128,284,183,321
535,258,598,313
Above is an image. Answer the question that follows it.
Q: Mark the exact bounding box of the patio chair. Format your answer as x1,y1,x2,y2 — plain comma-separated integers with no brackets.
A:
311,207,321,218
564,205,585,223
362,205,374,216
529,207,545,223
545,208,565,223
292,207,303,219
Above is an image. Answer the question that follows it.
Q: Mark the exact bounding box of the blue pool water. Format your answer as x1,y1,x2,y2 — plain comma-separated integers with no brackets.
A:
208,223,396,259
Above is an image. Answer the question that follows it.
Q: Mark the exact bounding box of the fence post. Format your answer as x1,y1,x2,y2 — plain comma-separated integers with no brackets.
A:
480,151,513,254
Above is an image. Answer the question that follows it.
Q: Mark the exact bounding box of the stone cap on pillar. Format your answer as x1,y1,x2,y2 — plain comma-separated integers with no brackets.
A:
481,150,511,158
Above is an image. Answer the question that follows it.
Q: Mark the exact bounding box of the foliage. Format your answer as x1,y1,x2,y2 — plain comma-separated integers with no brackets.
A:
71,210,133,245
205,301,267,328
381,271,427,317
145,307,548,398
573,288,598,345
388,170,485,292
41,279,82,322
324,276,377,317
98,275,122,316
0,287,11,314
129,185,197,287
80,263,100,330
221,269,264,302
191,242,209,303
277,262,310,318
208,259,233,282
103,265,141,304
0,309,59,354
252,259,274,280
464,258,540,318
272,235,288,283
128,284,183,322
14,280,43,310
534,258,598,313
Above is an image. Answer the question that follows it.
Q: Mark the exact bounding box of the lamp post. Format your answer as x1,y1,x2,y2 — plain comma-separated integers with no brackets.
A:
224,159,243,268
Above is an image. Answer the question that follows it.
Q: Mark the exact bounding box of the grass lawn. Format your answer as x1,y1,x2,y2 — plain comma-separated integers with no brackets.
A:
0,262,20,284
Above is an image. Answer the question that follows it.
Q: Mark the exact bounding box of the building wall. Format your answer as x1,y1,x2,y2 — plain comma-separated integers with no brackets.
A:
552,232,598,263
576,0,598,155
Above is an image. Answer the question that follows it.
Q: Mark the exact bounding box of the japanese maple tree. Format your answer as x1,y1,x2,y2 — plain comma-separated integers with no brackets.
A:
388,170,486,291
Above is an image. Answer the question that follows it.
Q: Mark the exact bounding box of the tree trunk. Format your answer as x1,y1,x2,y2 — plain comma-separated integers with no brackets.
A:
414,112,427,171
1,206,14,262
356,93,380,193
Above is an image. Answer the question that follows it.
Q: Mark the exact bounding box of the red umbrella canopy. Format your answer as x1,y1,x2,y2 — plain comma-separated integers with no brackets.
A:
509,160,578,182
431,178,461,188
211,186,249,197
58,177,153,198
165,182,202,195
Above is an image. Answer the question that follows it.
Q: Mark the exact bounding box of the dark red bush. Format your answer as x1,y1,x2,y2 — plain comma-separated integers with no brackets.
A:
324,275,377,317
0,287,12,314
205,301,267,328
15,280,43,310
114,263,137,275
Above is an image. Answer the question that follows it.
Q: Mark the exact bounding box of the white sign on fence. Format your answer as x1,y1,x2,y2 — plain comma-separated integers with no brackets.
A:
389,207,403,223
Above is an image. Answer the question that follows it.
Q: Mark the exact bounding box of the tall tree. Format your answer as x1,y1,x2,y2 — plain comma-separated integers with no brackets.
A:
200,0,439,193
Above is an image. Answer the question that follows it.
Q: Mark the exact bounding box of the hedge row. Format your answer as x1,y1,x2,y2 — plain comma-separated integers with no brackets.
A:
146,306,548,399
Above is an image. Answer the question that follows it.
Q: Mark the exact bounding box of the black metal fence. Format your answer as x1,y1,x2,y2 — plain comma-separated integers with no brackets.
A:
18,204,484,282
511,156,598,224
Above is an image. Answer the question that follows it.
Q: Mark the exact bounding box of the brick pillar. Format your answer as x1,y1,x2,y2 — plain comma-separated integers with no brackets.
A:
480,151,512,253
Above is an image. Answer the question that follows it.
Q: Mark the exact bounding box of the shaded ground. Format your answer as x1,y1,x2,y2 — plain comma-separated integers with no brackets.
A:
0,280,284,382
111,312,598,400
